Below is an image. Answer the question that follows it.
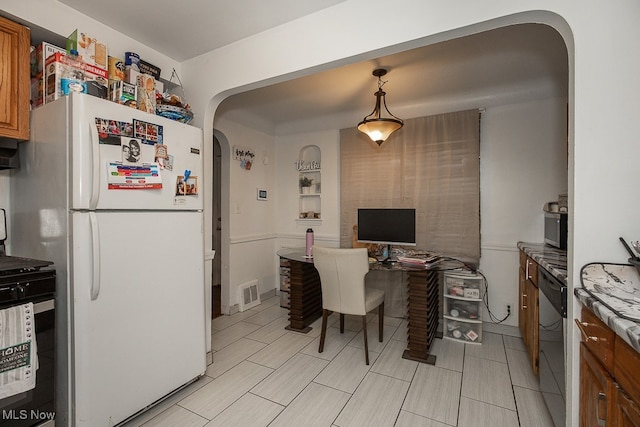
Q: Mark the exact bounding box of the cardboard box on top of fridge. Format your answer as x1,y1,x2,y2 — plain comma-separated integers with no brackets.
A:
66,30,108,70
30,41,65,78
43,53,109,104
136,73,157,114
124,68,164,95
44,52,87,104
30,42,66,106
109,80,137,108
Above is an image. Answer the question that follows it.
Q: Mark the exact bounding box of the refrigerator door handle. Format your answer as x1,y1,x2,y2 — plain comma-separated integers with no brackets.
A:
89,122,100,210
89,212,101,300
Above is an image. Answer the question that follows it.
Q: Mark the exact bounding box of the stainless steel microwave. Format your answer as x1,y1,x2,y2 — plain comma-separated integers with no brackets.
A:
544,212,567,250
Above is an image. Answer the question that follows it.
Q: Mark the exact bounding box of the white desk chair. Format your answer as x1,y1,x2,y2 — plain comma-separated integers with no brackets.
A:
313,246,385,365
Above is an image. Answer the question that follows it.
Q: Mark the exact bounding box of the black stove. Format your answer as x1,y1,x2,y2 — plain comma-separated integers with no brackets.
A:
0,255,55,307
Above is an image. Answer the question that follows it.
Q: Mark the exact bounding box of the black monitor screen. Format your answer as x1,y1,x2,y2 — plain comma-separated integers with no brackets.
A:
357,208,416,246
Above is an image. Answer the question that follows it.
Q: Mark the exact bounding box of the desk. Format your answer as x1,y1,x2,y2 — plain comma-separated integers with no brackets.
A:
276,248,464,364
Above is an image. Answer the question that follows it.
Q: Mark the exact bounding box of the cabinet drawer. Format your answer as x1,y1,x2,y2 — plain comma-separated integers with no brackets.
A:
519,251,538,285
615,336,640,405
577,307,615,373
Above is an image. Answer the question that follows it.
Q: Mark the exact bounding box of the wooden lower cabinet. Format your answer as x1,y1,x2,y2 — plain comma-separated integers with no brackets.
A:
580,342,616,426
579,306,640,426
615,387,640,426
518,250,539,374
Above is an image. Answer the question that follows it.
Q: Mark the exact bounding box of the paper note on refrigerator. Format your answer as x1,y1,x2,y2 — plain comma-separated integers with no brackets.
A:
108,162,162,189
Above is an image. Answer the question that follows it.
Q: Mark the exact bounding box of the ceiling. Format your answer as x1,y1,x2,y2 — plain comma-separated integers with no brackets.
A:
53,1,567,134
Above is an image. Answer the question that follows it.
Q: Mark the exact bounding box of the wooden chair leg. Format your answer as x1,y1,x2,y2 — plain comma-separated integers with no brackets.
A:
378,302,384,342
319,309,329,353
340,313,345,333
362,315,369,365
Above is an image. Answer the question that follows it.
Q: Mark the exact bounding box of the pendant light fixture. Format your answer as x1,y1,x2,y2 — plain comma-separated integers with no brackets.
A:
357,68,403,146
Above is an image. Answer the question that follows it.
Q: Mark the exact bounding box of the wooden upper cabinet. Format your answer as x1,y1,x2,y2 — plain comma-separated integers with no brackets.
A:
0,15,30,141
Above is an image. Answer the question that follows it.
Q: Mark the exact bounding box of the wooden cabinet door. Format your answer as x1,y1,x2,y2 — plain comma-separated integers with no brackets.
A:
0,16,30,140
527,279,539,375
615,387,640,426
518,266,528,346
580,343,616,427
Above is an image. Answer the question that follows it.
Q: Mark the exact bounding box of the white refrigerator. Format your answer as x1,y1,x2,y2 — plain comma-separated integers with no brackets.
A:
10,93,206,426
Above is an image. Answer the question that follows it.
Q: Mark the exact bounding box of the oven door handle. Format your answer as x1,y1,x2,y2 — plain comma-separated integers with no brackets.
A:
89,212,101,301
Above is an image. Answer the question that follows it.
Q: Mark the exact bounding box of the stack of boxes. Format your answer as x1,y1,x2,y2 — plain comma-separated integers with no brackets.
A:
30,30,165,116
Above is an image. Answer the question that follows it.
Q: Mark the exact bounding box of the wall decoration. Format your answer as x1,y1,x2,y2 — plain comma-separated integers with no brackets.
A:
233,146,255,170
257,188,268,201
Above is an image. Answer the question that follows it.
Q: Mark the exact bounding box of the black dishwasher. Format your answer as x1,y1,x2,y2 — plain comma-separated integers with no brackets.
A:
538,266,567,427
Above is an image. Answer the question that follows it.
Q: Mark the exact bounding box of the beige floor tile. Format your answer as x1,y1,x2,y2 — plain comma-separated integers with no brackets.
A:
206,392,284,427
300,326,357,361
269,382,351,427
347,318,396,354
243,304,289,326
395,410,452,427
513,386,555,427
461,355,516,410
503,334,527,352
402,364,462,425
123,376,213,427
457,397,519,427
179,361,273,420
335,372,410,427
139,405,208,427
247,332,314,369
464,331,507,363
244,316,290,344
314,345,380,393
430,337,465,372
370,339,418,382
251,353,328,405
506,347,540,390
391,319,408,343
206,338,266,378
211,321,262,351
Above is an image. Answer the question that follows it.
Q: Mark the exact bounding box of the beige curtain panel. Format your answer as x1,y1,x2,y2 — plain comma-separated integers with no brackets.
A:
340,109,480,262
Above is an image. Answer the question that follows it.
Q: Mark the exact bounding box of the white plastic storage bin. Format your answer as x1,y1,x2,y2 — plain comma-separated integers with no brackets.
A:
443,270,484,344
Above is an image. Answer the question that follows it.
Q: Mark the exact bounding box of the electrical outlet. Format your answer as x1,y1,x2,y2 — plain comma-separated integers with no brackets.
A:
507,304,511,314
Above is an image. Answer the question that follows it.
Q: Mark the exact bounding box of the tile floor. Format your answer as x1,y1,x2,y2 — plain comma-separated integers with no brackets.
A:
124,295,555,427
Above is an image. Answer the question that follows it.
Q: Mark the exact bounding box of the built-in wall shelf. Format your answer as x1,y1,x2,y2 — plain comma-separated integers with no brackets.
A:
297,145,321,220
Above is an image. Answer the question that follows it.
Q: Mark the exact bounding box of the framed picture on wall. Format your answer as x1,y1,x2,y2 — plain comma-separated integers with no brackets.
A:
257,188,268,201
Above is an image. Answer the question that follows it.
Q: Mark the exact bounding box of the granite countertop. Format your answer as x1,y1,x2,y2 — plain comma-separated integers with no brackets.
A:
576,262,640,352
517,241,567,284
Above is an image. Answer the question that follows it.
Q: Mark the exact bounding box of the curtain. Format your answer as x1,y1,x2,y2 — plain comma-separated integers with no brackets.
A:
340,109,480,262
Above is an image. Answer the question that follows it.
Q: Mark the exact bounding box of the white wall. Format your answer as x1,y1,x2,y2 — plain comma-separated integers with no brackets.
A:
212,117,277,311
275,129,341,244
479,97,568,326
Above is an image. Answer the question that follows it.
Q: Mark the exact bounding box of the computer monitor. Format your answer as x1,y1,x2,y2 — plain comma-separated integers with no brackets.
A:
357,208,416,247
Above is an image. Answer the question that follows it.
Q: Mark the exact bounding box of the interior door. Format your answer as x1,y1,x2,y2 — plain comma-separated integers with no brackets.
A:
71,210,206,426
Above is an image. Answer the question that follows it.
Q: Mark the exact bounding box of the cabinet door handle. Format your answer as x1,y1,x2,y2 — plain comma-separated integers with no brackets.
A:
596,392,607,426
525,260,530,279
574,319,600,342
522,293,527,309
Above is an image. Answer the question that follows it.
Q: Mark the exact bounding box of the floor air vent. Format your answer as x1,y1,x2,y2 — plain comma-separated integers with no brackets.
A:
239,280,260,311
